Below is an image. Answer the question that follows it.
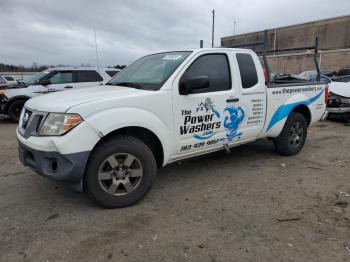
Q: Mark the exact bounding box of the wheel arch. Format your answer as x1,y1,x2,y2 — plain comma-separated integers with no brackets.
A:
5,96,30,112
93,126,165,168
291,104,311,126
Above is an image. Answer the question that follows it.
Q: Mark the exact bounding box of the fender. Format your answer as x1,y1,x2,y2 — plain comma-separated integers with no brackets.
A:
84,107,173,165
4,95,31,112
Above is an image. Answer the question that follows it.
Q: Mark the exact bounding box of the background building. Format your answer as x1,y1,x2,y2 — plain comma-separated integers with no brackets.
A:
221,15,350,74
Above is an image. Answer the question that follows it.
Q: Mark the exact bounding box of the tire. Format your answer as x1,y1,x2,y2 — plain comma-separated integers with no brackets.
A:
8,99,26,122
84,135,157,208
274,112,307,156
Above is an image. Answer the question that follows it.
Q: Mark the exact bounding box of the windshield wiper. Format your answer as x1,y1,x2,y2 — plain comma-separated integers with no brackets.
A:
109,82,143,89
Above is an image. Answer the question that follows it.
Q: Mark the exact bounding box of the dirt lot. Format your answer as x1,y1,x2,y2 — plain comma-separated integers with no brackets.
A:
0,118,349,262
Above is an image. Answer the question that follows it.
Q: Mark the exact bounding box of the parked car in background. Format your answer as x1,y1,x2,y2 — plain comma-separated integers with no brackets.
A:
337,68,350,77
332,75,350,83
0,76,7,89
296,70,336,80
0,75,19,89
300,74,350,122
270,73,310,84
322,76,350,122
0,67,119,121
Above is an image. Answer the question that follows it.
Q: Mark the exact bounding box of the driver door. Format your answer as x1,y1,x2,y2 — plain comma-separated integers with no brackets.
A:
172,51,237,155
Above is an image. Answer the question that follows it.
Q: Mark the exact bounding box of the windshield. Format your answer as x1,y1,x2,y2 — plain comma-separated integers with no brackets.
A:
23,70,51,86
107,51,192,90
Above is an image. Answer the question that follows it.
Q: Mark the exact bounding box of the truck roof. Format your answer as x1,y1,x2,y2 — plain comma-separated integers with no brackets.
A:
190,48,256,53
44,67,120,71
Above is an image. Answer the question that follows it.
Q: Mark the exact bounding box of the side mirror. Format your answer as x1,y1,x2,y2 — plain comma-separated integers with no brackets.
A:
40,79,51,86
179,76,209,95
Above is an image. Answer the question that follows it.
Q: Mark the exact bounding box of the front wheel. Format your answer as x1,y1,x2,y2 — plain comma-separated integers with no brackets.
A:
274,112,307,156
8,99,26,122
84,136,157,208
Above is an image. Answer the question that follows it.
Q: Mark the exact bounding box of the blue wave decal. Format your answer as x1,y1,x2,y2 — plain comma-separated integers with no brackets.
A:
266,90,323,131
193,131,216,140
224,106,245,142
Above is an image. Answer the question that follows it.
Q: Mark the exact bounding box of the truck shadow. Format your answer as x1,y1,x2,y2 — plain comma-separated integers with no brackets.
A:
156,139,276,186
25,139,277,209
0,116,15,124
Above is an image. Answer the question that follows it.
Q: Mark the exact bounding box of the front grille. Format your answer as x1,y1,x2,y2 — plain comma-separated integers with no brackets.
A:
21,109,32,129
19,108,48,139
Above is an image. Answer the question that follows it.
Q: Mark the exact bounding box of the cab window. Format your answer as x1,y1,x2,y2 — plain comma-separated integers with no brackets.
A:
236,53,258,89
76,70,103,82
48,71,73,84
182,54,231,94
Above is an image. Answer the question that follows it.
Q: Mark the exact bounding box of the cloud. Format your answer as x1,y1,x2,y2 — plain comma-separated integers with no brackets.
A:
0,0,349,66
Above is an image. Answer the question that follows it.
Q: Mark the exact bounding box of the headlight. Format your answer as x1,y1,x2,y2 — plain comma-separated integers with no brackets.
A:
39,113,83,136
328,92,350,106
328,92,341,106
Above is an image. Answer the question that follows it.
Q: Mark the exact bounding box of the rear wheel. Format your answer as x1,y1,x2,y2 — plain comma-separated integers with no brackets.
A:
84,136,157,208
274,112,307,156
8,99,26,122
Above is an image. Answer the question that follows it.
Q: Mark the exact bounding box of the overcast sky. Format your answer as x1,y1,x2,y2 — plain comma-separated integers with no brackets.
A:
0,0,349,67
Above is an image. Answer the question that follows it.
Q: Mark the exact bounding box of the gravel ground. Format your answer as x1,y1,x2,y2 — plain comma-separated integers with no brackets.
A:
0,118,349,262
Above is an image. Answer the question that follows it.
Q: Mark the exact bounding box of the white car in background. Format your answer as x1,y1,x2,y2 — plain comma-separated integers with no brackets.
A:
0,75,18,89
295,71,350,122
333,75,350,83
0,67,120,121
322,76,350,122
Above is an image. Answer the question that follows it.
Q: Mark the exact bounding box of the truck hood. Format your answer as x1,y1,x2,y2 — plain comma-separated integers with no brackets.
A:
329,82,350,97
25,85,146,112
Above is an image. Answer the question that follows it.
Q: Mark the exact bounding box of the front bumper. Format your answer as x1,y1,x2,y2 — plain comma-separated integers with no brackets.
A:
18,141,90,191
327,107,350,120
327,107,350,114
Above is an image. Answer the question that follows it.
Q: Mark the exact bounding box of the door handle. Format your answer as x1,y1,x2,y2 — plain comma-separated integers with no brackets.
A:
64,85,73,89
226,98,239,103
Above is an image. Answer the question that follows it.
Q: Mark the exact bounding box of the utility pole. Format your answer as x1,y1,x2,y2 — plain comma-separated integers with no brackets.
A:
211,9,215,48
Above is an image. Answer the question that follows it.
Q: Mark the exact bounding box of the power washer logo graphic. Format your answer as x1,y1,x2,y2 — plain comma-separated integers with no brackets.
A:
193,98,221,140
223,106,245,142
196,98,220,117
181,98,246,142
180,98,222,140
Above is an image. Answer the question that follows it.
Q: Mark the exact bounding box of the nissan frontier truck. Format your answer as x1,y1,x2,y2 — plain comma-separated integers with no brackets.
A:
17,48,328,208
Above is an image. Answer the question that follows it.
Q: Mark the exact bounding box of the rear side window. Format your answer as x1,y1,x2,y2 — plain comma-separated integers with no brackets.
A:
106,71,119,77
183,54,231,93
76,70,103,82
4,76,15,81
236,53,258,89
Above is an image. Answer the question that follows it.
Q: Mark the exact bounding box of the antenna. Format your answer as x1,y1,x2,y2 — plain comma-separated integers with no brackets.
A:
211,9,215,48
93,28,100,72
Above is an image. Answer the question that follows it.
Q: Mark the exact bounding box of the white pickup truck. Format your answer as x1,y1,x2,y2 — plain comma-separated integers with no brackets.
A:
17,48,328,208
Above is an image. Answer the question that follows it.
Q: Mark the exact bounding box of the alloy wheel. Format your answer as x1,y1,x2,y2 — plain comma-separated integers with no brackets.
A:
98,153,143,196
